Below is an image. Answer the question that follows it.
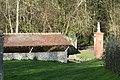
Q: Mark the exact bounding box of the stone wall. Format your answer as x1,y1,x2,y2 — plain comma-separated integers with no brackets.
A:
3,52,67,63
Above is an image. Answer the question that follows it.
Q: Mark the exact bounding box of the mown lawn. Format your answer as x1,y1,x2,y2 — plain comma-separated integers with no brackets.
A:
4,60,120,80
76,50,95,59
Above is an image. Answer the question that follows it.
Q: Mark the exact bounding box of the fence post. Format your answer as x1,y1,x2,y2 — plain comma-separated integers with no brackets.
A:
0,30,3,80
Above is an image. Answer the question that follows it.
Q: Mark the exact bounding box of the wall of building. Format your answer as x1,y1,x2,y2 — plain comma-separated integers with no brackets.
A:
3,52,67,63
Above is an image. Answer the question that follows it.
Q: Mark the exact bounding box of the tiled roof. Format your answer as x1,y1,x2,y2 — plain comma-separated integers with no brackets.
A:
3,33,71,47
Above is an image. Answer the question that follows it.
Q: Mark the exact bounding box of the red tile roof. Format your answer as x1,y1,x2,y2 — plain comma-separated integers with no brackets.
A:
3,33,71,47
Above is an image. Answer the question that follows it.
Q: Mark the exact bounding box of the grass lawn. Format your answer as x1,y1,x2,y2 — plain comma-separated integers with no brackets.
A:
79,50,95,59
75,50,95,59
4,60,120,80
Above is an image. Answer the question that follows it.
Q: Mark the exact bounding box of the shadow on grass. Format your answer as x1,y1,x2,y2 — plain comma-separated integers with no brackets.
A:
4,60,120,80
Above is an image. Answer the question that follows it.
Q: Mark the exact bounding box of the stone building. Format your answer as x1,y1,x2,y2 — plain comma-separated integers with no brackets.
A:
3,33,71,63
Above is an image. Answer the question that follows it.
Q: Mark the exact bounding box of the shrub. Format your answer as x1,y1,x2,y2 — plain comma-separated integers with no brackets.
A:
105,35,120,75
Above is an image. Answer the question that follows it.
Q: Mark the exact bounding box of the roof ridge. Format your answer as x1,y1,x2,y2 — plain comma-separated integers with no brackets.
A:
3,33,62,35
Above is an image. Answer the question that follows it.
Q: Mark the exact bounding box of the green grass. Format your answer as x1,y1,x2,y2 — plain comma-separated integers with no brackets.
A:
4,60,120,80
80,51,95,59
76,50,95,59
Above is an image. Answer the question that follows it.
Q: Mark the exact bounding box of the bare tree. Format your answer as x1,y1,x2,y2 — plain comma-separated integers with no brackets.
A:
16,0,20,33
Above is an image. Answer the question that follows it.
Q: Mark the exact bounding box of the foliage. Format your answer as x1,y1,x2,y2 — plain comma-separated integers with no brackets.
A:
104,0,120,75
105,35,120,75
4,60,120,80
0,0,118,45
0,0,108,35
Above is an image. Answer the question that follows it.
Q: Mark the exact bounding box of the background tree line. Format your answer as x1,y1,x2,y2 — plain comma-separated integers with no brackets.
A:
0,0,115,45
0,0,92,34
0,0,119,42
0,0,119,44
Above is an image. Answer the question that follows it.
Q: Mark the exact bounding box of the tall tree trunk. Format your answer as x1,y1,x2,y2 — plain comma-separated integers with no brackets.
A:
16,0,19,33
6,0,13,33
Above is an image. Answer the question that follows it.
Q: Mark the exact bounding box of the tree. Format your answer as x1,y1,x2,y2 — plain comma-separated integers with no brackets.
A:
15,0,20,33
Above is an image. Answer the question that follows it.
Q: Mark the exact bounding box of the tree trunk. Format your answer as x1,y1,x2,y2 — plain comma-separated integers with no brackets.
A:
16,0,19,33
6,0,13,33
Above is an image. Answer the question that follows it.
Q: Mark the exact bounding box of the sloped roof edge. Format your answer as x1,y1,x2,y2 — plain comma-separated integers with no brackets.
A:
3,33,71,47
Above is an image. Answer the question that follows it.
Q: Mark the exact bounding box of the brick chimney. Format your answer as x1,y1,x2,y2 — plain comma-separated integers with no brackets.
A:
94,22,104,59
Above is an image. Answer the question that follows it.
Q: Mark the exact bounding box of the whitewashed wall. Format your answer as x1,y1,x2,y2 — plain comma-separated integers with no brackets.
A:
3,52,67,63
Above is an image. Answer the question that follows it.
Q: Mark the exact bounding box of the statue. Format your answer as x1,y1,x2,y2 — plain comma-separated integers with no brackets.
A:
97,22,101,32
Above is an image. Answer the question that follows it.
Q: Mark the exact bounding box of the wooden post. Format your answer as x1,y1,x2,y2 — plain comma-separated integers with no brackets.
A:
0,30,3,80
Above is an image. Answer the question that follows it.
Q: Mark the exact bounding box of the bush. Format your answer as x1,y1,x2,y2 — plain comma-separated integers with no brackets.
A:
105,35,120,75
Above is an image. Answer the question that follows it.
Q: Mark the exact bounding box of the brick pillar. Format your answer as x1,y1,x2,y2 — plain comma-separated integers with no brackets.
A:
94,32,104,59
94,22,104,59
0,30,3,80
